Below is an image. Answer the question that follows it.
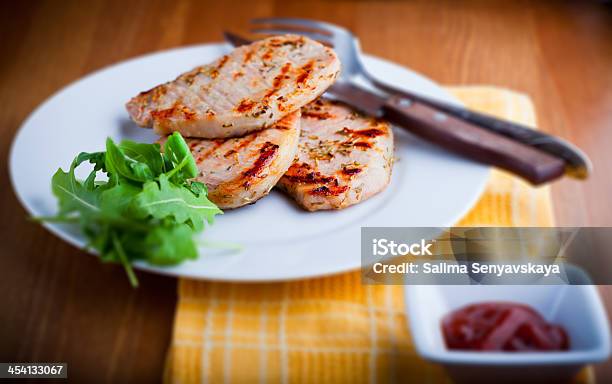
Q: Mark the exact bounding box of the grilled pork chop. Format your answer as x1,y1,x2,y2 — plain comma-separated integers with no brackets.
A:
160,111,300,209
127,35,339,139
277,100,393,211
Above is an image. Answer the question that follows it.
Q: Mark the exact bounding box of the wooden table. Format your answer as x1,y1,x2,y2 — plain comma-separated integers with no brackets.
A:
1,0,611,382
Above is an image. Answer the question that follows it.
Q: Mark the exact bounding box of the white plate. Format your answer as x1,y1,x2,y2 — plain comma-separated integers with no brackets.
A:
9,43,489,282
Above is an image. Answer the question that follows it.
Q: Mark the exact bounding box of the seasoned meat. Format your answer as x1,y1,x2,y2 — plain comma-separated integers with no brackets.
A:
127,35,339,139
159,111,300,209
277,100,393,211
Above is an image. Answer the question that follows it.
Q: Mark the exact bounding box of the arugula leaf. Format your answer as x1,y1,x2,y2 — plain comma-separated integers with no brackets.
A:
51,166,101,217
133,174,222,231
42,134,223,287
164,132,199,182
105,138,154,183
119,140,165,175
144,224,198,265
100,183,141,217
76,151,106,168
189,181,208,197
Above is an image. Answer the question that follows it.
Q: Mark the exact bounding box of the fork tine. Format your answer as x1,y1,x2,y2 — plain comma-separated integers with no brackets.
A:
251,17,348,36
250,27,333,43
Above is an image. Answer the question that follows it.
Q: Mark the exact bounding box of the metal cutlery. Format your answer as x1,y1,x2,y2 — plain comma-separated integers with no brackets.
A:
329,81,564,185
245,18,592,180
224,26,587,185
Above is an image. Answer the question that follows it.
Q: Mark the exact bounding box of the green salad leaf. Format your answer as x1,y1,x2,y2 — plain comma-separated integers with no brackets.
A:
133,175,219,231
42,132,223,286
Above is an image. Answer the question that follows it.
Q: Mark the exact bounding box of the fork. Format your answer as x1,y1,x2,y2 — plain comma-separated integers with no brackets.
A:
247,17,591,179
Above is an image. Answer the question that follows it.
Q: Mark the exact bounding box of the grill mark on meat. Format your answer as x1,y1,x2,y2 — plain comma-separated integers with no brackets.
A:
217,55,229,70
242,142,280,186
251,104,272,118
268,36,306,49
296,60,315,85
341,167,362,176
268,38,283,47
274,120,293,130
235,99,256,113
283,163,336,184
278,102,292,113
302,111,333,120
265,62,292,98
210,56,229,79
353,141,372,149
151,103,198,122
243,49,255,64
262,48,274,61
309,184,350,196
224,149,237,158
338,127,385,138
180,70,198,85
150,107,175,121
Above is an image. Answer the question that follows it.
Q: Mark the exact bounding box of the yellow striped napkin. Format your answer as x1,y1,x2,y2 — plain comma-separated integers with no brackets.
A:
164,87,592,384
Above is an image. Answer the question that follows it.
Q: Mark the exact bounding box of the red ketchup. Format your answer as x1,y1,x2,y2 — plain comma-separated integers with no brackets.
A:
441,302,569,351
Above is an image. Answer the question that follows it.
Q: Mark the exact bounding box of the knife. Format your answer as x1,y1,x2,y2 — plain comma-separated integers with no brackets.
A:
365,77,591,179
330,82,565,185
223,32,568,185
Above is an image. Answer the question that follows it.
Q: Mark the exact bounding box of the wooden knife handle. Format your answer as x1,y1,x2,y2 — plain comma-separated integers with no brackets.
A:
383,96,565,185
368,75,591,179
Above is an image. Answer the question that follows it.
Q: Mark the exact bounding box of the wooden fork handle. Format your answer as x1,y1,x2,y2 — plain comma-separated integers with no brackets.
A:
382,96,565,185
